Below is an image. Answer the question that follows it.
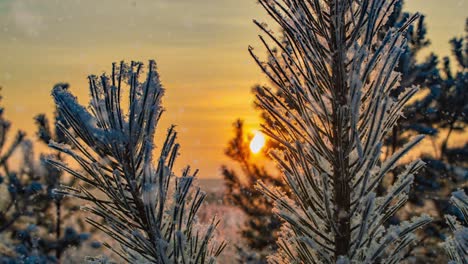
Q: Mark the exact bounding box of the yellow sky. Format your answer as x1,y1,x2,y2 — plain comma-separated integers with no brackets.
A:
0,0,466,178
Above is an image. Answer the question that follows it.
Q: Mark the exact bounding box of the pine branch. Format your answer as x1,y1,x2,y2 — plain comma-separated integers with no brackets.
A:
49,60,225,263
443,190,468,264
251,0,431,262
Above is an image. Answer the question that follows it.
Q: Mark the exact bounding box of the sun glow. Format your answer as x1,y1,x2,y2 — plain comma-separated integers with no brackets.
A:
249,130,266,154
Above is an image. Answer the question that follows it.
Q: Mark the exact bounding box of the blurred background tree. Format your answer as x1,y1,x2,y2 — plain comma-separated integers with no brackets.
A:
400,19,467,209
392,19,467,258
222,120,283,263
0,84,98,263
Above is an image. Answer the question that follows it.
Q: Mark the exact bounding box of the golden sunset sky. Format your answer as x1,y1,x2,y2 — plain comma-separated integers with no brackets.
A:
0,0,466,178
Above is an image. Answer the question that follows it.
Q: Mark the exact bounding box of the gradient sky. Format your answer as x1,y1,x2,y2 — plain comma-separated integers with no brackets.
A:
0,0,466,178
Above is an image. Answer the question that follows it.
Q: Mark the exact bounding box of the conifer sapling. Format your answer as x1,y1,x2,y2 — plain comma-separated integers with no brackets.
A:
250,0,432,262
49,60,225,263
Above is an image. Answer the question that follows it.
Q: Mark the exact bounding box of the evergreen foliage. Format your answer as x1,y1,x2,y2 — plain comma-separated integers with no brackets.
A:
222,120,283,263
0,92,27,235
250,0,432,262
0,87,91,263
381,20,468,256
0,2,465,263
48,60,225,263
389,19,467,212
222,1,444,262
415,21,468,260
443,190,468,264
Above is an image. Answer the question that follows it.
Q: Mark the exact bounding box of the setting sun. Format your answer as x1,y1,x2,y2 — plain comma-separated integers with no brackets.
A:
249,130,266,154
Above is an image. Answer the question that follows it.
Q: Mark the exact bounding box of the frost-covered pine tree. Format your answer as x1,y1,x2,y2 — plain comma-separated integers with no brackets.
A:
250,0,432,262
48,60,225,263
443,190,468,264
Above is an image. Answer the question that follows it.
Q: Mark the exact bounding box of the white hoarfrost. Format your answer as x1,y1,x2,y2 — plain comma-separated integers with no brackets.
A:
251,0,432,263
443,190,468,264
49,60,225,263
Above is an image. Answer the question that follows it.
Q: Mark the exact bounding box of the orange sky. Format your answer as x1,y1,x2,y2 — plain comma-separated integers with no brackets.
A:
0,0,466,178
